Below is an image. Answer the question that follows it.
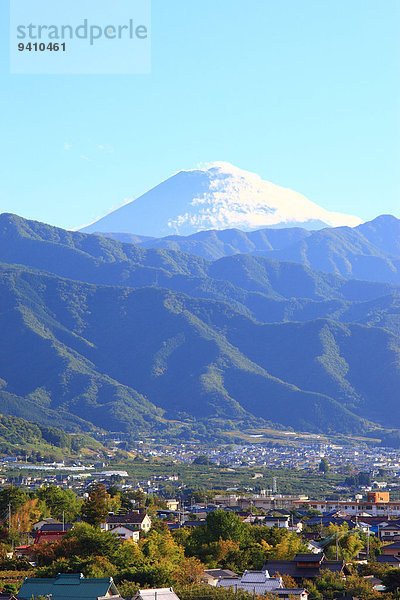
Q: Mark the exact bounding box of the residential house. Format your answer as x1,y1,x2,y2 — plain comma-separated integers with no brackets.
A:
217,570,283,594
18,573,123,600
34,530,69,545
263,553,349,583
376,554,400,565
381,541,400,557
380,523,400,541
133,588,181,600
107,525,140,542
216,570,308,600
32,517,60,531
101,512,152,534
202,569,238,586
37,523,73,533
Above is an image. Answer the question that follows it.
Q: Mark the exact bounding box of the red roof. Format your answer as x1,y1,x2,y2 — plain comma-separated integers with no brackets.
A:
34,530,68,545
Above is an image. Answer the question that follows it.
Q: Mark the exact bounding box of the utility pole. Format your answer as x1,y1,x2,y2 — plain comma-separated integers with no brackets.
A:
62,510,65,532
366,529,370,560
336,531,339,561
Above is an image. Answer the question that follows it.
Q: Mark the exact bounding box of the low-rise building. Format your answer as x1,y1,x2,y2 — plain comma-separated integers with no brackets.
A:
263,553,349,583
108,525,140,542
101,512,152,534
18,573,123,600
216,570,308,600
203,569,238,586
133,588,181,600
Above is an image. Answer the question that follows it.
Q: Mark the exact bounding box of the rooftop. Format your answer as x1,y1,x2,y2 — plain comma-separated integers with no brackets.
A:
18,573,120,600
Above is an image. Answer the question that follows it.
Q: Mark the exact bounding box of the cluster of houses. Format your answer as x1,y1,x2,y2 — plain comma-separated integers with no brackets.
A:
4,488,400,600
5,574,182,600
15,511,152,559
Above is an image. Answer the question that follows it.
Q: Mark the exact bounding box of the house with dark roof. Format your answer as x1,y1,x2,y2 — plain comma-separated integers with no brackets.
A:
202,569,238,586
18,573,123,600
263,553,348,582
38,523,73,533
381,541,400,557
101,512,151,534
376,554,400,565
107,524,140,542
380,523,400,541
216,570,308,600
32,518,60,531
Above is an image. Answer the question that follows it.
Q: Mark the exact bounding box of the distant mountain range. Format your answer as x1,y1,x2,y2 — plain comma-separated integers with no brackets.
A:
0,213,399,440
99,214,400,285
80,162,362,237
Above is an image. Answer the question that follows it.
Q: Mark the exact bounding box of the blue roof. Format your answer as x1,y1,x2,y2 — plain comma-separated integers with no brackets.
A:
19,573,120,600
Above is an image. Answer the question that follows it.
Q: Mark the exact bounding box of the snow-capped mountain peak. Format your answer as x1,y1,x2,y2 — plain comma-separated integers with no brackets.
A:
80,162,363,237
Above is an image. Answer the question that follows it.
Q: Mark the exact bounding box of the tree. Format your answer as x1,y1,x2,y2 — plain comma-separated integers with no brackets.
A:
192,455,211,465
0,487,28,514
203,510,247,543
81,483,109,527
319,458,329,474
12,498,42,533
37,485,81,522
171,556,205,585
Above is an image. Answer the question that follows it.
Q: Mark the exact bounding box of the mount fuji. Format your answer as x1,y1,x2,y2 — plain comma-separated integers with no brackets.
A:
80,162,363,237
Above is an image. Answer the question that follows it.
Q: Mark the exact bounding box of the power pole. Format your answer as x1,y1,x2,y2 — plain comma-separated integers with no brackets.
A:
336,531,339,560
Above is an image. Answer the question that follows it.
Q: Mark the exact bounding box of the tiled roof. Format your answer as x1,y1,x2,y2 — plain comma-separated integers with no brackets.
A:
18,573,120,600
39,523,73,532
294,553,323,563
264,559,346,580
34,530,68,545
376,555,400,563
203,569,238,578
134,588,181,600
107,513,148,524
217,570,283,594
382,541,400,548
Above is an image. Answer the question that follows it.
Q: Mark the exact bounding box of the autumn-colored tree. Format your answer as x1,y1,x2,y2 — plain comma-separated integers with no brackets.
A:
171,556,205,585
265,531,305,559
278,573,297,589
12,498,42,532
141,529,184,563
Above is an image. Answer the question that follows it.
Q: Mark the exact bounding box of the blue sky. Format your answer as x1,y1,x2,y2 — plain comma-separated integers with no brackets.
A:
0,0,399,230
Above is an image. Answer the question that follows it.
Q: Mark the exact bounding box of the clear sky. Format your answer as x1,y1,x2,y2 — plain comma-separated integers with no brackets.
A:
0,0,399,230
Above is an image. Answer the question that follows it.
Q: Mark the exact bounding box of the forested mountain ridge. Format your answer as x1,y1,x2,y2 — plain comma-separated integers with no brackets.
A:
0,261,398,436
100,214,400,284
0,213,399,438
0,213,399,332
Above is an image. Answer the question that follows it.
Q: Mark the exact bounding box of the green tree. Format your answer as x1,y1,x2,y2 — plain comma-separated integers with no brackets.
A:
0,487,28,514
203,510,247,543
319,458,329,473
37,485,81,522
81,483,109,528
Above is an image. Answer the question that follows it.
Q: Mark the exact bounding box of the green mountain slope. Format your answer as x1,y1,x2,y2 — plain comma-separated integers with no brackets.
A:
0,263,399,435
0,213,399,333
99,215,400,286
0,413,104,457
